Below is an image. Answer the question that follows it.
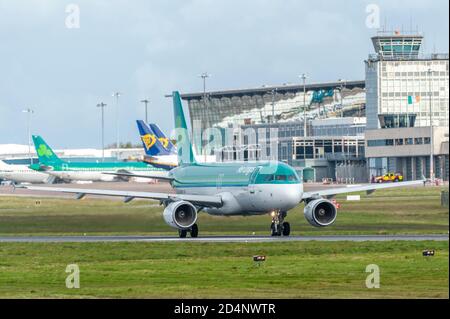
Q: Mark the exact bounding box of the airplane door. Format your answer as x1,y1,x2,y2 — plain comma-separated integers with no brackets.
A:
248,167,261,209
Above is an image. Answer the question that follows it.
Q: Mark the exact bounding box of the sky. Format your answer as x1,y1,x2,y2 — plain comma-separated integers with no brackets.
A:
0,0,448,148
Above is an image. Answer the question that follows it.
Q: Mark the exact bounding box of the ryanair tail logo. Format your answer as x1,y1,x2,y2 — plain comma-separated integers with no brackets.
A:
158,137,169,150
141,134,157,151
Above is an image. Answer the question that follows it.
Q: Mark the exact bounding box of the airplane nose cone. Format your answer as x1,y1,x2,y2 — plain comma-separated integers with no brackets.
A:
283,183,303,209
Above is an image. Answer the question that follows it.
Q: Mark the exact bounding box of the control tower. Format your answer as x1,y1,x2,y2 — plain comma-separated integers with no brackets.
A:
371,31,423,59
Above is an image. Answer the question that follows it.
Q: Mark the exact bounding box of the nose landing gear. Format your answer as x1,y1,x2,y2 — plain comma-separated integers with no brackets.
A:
178,223,199,238
270,211,290,236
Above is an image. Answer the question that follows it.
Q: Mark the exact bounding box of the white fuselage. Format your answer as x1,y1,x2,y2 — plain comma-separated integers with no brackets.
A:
45,169,169,182
145,154,217,170
45,170,116,182
0,163,50,184
175,183,303,216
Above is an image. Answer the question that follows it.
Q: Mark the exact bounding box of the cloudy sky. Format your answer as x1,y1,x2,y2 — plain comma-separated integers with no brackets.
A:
0,0,448,148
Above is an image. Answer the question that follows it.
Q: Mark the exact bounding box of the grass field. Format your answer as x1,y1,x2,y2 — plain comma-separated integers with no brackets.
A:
0,241,447,298
0,186,448,236
0,186,448,298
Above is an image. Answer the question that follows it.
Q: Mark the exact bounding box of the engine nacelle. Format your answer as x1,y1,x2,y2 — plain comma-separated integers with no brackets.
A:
304,198,337,227
163,201,198,229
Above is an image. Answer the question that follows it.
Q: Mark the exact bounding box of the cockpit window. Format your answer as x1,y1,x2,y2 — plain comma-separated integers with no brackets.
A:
257,174,274,182
255,172,299,184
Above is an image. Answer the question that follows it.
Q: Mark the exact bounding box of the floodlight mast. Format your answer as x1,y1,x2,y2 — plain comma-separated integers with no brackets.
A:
96,102,107,162
22,108,34,165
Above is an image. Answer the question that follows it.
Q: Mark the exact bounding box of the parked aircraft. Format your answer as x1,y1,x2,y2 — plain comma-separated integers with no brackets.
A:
29,136,167,182
0,160,53,184
137,120,178,170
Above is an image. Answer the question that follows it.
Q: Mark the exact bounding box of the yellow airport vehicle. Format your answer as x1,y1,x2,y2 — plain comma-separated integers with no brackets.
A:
375,173,404,183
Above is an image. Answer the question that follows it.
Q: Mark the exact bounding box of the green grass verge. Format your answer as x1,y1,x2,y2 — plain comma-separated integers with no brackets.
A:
0,241,447,298
0,186,448,236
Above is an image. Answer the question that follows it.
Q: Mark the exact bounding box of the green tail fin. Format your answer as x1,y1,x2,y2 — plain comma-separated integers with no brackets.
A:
172,91,196,165
32,135,64,164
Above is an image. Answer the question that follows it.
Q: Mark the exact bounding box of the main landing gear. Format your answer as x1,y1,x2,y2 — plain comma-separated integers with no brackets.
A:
178,223,199,238
270,211,290,237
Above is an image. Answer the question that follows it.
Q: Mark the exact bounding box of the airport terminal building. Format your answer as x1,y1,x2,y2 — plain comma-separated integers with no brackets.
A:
364,32,449,181
182,82,368,182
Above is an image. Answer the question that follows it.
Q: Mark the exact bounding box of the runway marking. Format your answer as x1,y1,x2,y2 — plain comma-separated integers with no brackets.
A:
0,235,447,243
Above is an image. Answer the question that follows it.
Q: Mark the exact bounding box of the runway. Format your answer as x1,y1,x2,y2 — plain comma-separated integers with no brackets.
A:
0,234,447,243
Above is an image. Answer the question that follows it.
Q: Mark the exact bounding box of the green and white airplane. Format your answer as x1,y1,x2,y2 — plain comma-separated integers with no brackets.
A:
29,136,167,182
24,92,424,237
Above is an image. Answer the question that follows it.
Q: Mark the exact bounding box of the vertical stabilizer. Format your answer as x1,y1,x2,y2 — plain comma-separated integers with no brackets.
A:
172,91,195,165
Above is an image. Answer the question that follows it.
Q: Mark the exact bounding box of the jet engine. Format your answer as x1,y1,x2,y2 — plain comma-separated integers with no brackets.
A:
163,201,198,229
304,198,337,227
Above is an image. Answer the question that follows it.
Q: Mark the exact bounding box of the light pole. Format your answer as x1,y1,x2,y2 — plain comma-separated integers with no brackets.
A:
338,79,346,118
96,102,107,162
140,99,150,124
427,68,434,181
199,72,211,104
112,92,122,149
199,72,210,159
270,88,277,124
22,108,34,165
299,74,308,160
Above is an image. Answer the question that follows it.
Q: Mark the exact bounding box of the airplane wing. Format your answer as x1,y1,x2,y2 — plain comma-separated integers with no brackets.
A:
102,172,174,181
302,180,425,200
21,185,223,207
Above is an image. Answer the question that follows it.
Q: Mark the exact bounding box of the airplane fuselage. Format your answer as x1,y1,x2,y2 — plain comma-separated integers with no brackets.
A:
169,161,303,216
0,169,50,184
0,163,50,184
30,162,166,182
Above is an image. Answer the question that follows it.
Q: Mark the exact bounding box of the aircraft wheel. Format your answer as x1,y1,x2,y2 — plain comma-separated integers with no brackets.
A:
270,223,281,237
178,229,187,238
282,222,291,236
190,224,199,238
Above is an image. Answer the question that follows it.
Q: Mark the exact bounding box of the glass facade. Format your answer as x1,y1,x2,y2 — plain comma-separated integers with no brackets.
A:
185,86,366,131
372,34,423,59
366,56,449,129
367,137,431,147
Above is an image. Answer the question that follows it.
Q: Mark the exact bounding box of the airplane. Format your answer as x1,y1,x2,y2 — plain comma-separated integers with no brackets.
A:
29,136,168,182
22,91,424,238
137,120,178,170
0,160,54,184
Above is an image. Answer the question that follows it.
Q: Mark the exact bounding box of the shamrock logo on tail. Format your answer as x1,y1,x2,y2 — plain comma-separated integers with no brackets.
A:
37,144,53,158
